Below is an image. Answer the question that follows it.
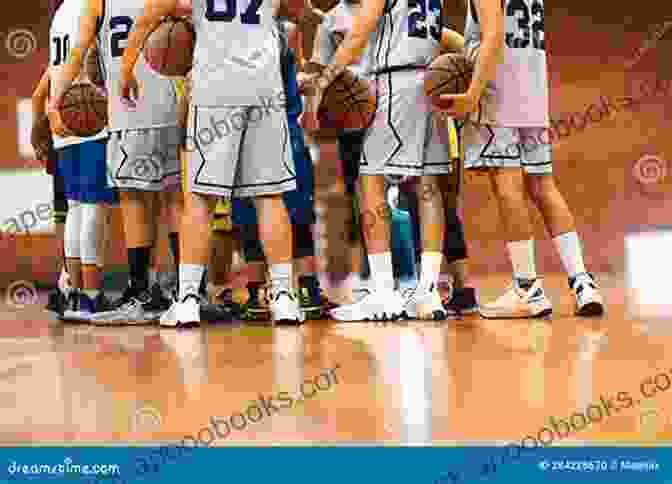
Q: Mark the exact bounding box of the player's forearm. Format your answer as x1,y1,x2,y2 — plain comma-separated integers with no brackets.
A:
32,70,50,117
121,15,163,78
468,31,502,97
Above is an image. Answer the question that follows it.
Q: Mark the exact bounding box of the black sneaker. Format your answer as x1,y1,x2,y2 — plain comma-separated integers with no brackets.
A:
240,295,271,321
111,286,138,310
145,283,172,313
59,291,81,322
46,289,68,316
444,287,479,314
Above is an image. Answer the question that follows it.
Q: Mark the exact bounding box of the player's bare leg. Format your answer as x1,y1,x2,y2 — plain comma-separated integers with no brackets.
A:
402,175,447,320
479,168,551,319
331,174,405,321
256,194,303,324
524,174,604,315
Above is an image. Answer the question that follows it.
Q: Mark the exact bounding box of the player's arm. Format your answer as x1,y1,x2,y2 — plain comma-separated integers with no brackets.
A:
120,0,179,82
32,69,50,120
331,0,383,72
52,0,101,104
467,0,503,98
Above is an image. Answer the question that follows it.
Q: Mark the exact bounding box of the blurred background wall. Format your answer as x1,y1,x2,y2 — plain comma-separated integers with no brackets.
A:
0,0,670,287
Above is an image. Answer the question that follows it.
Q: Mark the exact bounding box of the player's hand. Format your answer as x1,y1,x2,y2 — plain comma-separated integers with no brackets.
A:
46,102,72,138
431,89,480,119
119,71,140,109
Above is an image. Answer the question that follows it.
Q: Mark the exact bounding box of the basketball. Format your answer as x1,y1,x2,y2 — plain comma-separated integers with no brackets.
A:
318,68,376,134
143,17,194,78
423,52,474,97
59,82,108,137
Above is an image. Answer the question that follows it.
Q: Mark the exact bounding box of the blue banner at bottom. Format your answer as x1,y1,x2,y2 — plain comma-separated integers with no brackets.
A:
1,446,670,483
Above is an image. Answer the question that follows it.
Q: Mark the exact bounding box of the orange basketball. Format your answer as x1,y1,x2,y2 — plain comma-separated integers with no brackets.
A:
59,82,108,137
143,17,194,77
423,52,474,97
318,68,376,134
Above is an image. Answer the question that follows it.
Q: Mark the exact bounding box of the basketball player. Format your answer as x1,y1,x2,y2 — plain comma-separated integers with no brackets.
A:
304,0,467,321
39,0,117,321
32,73,71,317
435,0,604,317
119,0,305,325
50,0,184,324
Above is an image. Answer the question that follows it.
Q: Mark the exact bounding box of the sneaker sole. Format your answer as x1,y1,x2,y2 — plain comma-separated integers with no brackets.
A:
575,301,604,317
331,311,401,322
159,321,200,328
479,307,552,319
401,309,448,321
273,319,304,325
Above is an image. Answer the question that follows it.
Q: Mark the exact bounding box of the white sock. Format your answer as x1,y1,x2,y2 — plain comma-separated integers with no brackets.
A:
368,252,395,291
179,263,205,301
149,268,159,287
507,239,537,280
552,231,587,278
419,252,443,289
269,263,292,295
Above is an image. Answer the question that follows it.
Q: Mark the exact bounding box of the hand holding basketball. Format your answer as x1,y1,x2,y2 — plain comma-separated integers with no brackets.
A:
119,70,140,108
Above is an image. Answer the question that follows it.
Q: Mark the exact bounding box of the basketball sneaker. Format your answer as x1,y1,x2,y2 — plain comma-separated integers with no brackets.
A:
330,288,405,322
443,287,479,315
240,285,271,321
402,283,449,320
46,289,68,316
270,290,304,325
63,292,114,322
160,295,201,327
201,288,240,322
570,273,604,316
144,282,172,320
89,289,153,325
60,291,84,323
479,279,552,319
298,275,329,320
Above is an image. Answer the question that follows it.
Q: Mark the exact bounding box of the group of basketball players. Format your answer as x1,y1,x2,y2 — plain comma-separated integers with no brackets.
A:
32,0,603,327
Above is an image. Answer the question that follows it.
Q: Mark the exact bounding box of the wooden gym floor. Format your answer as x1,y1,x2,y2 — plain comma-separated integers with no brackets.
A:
0,272,670,446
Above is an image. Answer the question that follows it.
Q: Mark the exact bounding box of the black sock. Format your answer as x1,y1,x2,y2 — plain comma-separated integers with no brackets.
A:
247,282,263,301
128,247,151,293
516,278,535,290
168,232,179,269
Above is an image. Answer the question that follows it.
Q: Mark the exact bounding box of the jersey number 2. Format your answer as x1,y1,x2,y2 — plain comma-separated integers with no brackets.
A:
505,0,544,50
110,16,133,58
408,0,441,41
206,0,262,24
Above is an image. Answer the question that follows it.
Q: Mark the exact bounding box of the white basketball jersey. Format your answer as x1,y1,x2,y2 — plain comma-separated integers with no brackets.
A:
364,0,442,74
318,2,372,77
190,0,284,106
97,0,178,131
49,0,107,149
464,0,549,127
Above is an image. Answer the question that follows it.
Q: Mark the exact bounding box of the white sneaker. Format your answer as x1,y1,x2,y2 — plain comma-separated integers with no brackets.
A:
160,296,201,327
480,279,552,319
571,273,604,316
270,290,304,325
402,283,448,320
330,287,405,322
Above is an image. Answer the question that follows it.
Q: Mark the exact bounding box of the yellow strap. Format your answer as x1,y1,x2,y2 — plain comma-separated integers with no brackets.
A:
174,78,186,99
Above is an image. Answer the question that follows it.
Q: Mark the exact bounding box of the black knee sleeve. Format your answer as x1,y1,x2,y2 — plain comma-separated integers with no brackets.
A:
53,173,67,225
239,223,265,263
338,130,366,196
293,223,315,259
443,207,468,263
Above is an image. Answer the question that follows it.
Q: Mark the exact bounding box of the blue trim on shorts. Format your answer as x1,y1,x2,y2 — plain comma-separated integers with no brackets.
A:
57,140,116,204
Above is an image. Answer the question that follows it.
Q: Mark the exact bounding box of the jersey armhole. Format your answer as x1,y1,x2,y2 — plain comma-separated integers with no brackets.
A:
95,0,105,36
